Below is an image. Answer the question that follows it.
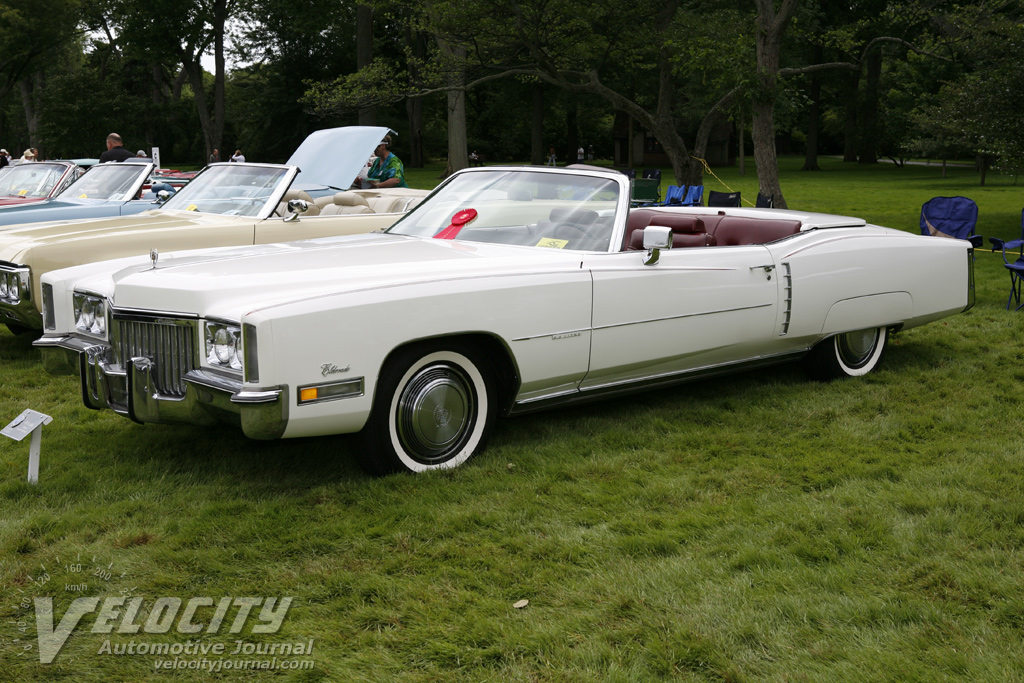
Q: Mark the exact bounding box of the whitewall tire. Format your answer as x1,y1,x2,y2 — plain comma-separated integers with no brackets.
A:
361,342,495,475
804,326,888,380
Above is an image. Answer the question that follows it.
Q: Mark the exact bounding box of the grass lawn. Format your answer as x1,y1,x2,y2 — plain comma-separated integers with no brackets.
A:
2,157,1024,682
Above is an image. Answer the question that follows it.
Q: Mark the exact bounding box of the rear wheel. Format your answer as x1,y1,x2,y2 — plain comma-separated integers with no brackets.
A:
360,341,495,475
804,326,888,380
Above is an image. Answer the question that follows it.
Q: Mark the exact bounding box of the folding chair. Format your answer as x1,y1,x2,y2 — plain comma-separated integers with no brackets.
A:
989,208,1024,310
662,185,684,206
680,185,703,206
920,196,982,248
642,168,662,183
755,191,774,208
708,190,740,207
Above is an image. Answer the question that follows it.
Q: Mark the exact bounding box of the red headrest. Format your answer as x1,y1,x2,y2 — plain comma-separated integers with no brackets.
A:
646,214,706,234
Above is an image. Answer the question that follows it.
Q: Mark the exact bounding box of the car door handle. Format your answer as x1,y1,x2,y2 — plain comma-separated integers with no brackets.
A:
750,264,775,272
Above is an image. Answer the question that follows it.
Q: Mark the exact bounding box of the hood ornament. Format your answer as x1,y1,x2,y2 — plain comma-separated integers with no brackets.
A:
150,248,159,270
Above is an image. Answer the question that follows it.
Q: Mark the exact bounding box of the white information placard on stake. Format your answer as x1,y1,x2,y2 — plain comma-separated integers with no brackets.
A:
2,409,53,484
151,147,161,169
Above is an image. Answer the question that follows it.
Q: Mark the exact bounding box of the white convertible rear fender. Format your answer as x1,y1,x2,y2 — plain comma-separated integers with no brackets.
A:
821,292,912,336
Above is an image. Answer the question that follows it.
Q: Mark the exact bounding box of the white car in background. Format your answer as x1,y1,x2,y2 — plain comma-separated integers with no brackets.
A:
35,165,974,475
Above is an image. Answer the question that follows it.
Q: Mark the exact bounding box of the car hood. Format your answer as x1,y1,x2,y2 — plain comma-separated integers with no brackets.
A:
0,196,145,227
105,233,584,318
286,126,392,192
0,210,248,264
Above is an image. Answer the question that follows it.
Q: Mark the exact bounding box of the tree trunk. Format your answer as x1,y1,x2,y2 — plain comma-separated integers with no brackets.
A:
357,5,376,126
184,61,216,159
566,99,578,165
404,25,426,167
437,40,467,177
738,105,745,176
857,48,881,164
843,72,859,162
19,72,43,151
802,47,822,171
211,0,227,157
531,84,544,165
751,0,799,209
405,95,423,167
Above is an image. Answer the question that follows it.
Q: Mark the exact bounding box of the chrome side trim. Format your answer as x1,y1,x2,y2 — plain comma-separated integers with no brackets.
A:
510,303,774,341
510,350,806,415
593,302,773,331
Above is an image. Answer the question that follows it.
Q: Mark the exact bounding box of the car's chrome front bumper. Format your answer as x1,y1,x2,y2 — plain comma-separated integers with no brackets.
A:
35,335,288,439
0,262,40,329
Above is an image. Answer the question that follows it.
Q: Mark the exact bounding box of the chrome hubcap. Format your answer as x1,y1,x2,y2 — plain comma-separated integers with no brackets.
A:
396,363,474,463
837,328,879,369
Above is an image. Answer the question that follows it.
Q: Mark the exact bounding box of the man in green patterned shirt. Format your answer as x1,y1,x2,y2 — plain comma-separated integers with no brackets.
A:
367,135,408,188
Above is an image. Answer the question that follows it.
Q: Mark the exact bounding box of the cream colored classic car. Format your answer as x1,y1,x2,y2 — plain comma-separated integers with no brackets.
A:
36,166,974,475
0,126,426,334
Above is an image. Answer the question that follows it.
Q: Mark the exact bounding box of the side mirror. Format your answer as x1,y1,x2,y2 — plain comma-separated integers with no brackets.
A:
284,198,310,222
642,225,672,265
155,190,171,204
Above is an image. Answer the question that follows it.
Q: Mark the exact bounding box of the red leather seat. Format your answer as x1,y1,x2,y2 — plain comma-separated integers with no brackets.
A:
710,217,801,245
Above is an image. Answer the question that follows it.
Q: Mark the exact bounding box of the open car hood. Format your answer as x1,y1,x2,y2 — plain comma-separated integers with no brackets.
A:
286,126,392,192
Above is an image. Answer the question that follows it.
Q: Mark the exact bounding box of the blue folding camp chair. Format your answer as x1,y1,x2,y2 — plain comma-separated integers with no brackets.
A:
681,185,704,206
989,209,1024,310
663,185,684,205
920,196,982,248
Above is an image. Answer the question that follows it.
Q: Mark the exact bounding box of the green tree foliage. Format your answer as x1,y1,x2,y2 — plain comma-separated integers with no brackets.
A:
923,6,1024,183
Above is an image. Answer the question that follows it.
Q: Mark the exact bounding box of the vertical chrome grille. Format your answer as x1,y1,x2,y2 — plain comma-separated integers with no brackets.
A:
779,262,793,336
115,319,196,397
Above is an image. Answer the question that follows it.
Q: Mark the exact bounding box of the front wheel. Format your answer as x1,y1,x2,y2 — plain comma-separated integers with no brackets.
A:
803,326,888,380
360,342,496,475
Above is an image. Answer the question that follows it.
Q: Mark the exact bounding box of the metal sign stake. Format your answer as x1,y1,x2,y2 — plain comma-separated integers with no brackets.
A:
2,410,53,484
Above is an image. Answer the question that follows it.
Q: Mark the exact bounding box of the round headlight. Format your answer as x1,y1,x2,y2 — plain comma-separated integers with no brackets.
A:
213,327,235,364
0,275,8,298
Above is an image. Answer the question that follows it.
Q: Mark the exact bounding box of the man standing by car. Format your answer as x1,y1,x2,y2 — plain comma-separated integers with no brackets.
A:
366,135,408,188
99,133,135,163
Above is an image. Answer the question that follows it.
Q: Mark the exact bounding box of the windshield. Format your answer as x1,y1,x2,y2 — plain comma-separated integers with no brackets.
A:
0,163,71,198
388,170,621,251
161,164,289,217
58,163,149,201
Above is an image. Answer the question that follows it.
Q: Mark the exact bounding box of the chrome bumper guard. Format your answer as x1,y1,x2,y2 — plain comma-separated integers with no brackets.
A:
36,335,288,439
0,263,39,329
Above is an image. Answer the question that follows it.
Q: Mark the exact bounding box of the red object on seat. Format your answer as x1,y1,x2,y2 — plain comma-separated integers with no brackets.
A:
434,208,478,239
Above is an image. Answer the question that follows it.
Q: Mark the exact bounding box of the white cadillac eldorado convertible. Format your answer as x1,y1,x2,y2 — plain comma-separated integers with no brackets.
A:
34,165,975,474
0,126,427,335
